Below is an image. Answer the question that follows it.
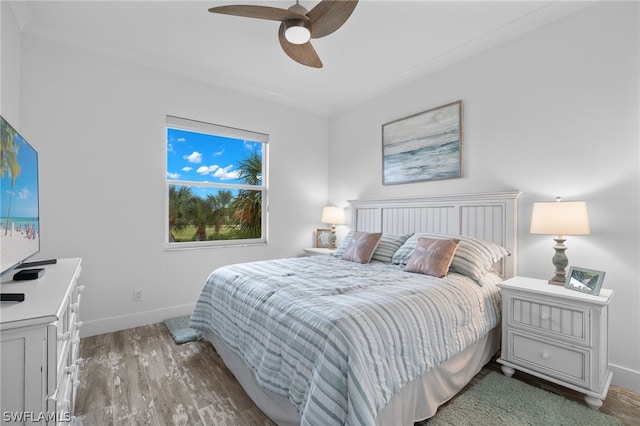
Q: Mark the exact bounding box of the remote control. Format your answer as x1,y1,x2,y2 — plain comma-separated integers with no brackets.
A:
1,293,25,302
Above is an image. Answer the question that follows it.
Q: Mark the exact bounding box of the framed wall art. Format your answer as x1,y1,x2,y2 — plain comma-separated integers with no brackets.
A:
564,266,606,296
382,100,463,185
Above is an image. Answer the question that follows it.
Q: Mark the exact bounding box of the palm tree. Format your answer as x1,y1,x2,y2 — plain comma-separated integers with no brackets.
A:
231,151,262,238
1,121,21,235
168,185,193,242
191,196,216,241
210,190,232,235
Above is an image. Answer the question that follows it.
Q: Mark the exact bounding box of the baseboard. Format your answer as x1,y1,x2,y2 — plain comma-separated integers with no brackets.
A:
610,363,640,393
80,303,196,338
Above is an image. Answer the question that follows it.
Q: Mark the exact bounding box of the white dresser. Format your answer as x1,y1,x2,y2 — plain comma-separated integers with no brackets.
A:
497,276,614,410
1,258,84,425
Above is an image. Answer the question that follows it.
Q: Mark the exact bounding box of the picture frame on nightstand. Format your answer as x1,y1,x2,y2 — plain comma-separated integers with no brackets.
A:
565,266,606,296
315,228,332,248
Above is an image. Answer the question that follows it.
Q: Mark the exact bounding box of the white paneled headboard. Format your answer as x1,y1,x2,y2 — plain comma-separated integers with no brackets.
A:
349,191,521,278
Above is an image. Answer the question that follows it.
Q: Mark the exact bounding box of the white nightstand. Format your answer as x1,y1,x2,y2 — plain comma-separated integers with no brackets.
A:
303,247,337,257
497,276,614,410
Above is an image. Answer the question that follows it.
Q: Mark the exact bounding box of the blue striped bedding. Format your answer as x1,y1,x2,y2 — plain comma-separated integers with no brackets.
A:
191,255,501,426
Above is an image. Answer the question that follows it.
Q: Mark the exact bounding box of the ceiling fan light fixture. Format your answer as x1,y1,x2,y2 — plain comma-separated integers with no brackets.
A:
208,0,359,68
284,19,311,44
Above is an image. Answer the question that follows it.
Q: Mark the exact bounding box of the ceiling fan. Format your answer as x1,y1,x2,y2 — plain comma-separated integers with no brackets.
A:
208,0,359,68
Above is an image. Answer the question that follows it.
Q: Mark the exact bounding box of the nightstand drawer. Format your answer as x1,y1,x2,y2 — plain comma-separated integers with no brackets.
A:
506,293,590,345
509,331,590,388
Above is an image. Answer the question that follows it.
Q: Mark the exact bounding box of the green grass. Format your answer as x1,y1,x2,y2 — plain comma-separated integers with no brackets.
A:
171,225,235,242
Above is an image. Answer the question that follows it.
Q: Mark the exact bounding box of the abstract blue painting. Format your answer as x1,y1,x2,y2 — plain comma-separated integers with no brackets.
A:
383,101,462,185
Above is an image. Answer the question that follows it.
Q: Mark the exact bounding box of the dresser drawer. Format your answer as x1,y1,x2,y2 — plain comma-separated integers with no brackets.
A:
506,293,591,345
508,330,590,388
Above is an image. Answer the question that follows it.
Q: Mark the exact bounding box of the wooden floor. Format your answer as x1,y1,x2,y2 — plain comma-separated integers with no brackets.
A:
75,322,640,425
75,322,273,425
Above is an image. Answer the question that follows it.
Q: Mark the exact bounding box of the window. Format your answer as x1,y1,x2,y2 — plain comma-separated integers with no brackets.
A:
166,116,268,248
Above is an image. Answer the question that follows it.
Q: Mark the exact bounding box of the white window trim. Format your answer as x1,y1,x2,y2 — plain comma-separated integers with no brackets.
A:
167,115,269,143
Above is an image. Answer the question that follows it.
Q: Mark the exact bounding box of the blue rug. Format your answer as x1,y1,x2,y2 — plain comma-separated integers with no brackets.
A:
163,315,203,344
428,372,621,425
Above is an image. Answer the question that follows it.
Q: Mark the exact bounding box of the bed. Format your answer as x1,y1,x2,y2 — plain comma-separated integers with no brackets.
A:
191,191,520,425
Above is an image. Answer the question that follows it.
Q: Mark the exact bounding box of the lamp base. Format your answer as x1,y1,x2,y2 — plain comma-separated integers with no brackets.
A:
548,277,566,286
328,225,337,249
548,237,568,286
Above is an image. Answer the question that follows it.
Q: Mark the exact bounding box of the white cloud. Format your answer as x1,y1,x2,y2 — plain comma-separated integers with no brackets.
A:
213,150,224,156
191,164,239,180
196,165,220,175
177,137,186,143
182,166,193,172
184,151,203,163
214,165,241,180
18,188,31,200
167,172,180,179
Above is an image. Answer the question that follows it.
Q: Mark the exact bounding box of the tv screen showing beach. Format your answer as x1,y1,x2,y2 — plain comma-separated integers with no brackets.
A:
1,116,40,274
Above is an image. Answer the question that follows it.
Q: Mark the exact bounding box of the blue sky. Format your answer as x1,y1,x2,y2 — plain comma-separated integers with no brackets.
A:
0,128,39,219
167,127,262,186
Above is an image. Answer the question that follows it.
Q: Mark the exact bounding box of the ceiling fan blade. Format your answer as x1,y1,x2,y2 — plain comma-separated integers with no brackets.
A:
278,23,323,68
307,0,358,39
208,5,309,22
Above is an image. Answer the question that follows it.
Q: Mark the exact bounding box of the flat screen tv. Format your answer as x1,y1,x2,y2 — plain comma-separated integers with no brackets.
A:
1,116,40,274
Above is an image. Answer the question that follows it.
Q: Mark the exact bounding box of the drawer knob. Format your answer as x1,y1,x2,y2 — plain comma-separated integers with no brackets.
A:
58,331,71,341
75,357,85,366
65,365,77,374
541,352,550,359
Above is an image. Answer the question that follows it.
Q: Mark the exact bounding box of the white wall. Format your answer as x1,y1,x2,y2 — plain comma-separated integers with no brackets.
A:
0,1,22,123
16,33,329,336
328,2,639,392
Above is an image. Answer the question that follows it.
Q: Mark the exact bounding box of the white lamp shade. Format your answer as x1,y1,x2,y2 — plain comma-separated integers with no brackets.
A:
530,200,590,236
321,206,345,225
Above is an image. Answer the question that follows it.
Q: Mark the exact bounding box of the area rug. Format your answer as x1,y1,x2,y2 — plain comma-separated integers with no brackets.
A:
163,315,202,344
428,372,621,426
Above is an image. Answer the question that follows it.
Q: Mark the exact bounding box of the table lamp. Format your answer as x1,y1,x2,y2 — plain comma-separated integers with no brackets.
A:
321,206,345,249
530,197,590,285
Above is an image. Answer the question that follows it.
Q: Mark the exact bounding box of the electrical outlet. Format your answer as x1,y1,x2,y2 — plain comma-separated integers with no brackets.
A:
133,289,143,302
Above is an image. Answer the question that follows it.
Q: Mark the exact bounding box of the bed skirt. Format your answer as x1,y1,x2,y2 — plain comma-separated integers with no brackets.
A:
203,326,500,426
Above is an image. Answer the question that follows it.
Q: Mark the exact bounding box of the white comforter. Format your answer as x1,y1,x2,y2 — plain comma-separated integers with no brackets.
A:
191,255,501,426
